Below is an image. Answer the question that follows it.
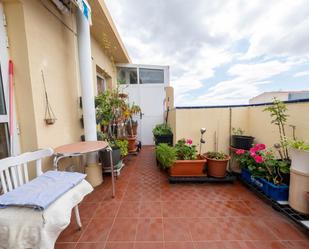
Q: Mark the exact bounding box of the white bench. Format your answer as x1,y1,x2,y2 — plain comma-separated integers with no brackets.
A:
0,148,93,249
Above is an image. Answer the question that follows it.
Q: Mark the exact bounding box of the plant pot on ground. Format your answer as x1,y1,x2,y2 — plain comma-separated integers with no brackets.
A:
156,139,207,177
204,152,230,178
153,123,173,146
127,135,137,152
231,127,254,150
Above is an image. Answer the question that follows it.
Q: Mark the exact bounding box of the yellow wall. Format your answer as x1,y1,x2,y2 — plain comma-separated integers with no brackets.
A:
170,102,309,155
3,0,121,173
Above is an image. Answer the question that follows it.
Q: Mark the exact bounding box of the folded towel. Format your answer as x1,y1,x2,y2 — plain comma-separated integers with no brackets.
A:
0,171,86,210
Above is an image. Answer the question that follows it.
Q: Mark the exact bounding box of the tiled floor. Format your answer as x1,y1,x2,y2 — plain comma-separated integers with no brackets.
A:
56,146,308,249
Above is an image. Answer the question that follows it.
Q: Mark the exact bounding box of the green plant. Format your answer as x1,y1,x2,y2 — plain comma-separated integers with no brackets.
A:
175,139,197,160
232,127,245,136
205,151,228,160
288,139,309,151
263,98,289,160
152,123,173,136
155,143,177,169
114,139,129,157
235,144,290,185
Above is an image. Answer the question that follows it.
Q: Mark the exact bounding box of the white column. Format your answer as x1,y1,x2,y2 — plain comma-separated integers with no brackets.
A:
76,7,97,162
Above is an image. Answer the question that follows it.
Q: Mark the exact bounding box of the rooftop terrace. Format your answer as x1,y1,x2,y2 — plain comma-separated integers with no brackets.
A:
56,147,308,249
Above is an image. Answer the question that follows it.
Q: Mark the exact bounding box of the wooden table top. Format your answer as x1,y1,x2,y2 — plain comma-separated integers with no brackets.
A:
54,141,109,155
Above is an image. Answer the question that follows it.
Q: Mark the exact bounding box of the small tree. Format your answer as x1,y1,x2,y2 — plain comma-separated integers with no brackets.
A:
263,98,289,160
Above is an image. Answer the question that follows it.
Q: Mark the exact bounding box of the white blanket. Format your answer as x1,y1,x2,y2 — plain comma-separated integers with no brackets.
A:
0,180,93,249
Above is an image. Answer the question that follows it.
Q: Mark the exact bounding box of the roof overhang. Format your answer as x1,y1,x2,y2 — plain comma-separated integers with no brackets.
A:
88,0,131,64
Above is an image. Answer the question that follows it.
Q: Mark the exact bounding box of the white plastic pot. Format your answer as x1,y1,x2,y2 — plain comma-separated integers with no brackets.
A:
290,148,309,174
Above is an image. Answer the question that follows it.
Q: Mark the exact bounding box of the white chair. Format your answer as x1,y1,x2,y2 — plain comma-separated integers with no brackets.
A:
0,148,82,228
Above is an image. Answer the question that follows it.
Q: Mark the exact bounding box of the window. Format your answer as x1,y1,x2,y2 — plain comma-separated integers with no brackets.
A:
97,75,106,94
139,68,164,84
0,66,5,115
117,67,137,85
0,123,9,159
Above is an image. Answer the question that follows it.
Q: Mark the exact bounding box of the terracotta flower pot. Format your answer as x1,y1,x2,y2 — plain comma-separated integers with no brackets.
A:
205,155,230,178
169,155,207,177
127,135,137,152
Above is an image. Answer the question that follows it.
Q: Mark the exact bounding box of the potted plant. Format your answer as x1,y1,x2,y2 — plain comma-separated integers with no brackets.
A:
235,144,290,201
288,139,309,213
153,123,173,146
231,127,254,150
204,152,230,178
124,103,141,152
155,139,207,177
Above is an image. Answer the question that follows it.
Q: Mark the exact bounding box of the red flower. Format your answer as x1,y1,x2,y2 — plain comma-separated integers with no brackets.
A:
254,155,264,164
236,149,245,155
255,144,266,151
249,147,257,157
186,139,193,145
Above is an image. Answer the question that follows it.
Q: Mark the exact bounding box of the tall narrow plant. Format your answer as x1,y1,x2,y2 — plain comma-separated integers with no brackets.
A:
263,98,289,160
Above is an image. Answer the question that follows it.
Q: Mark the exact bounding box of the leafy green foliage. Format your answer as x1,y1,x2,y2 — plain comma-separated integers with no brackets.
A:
152,123,173,136
288,139,309,151
263,98,289,160
175,139,197,160
114,139,129,157
205,151,228,160
155,143,177,169
232,127,245,135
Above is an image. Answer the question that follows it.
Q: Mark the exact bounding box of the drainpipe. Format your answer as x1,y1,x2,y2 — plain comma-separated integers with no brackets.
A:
76,4,96,145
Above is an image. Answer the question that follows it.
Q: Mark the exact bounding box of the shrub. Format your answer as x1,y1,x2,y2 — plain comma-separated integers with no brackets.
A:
155,143,177,169
288,139,309,151
152,123,173,136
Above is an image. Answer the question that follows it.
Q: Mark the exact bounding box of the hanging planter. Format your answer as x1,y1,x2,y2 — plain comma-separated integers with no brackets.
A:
42,70,57,125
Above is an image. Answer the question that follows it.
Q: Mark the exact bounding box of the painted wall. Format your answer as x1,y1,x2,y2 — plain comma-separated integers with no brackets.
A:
3,0,120,173
170,102,309,155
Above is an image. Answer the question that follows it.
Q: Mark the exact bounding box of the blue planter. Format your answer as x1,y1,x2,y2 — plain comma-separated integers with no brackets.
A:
240,168,252,183
263,180,289,201
241,168,289,201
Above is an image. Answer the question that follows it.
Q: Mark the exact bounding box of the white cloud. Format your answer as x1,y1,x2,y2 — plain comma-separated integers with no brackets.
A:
105,0,309,106
294,71,309,77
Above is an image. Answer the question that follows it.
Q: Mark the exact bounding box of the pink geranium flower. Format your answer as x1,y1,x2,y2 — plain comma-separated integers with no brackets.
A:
255,144,266,151
236,149,245,155
254,155,264,164
249,147,257,157
186,139,193,145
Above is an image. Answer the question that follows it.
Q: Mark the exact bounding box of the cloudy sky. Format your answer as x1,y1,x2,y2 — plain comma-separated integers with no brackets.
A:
105,0,309,106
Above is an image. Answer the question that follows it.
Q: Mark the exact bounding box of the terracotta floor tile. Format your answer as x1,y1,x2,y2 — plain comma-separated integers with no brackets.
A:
134,242,164,249
164,242,195,249
108,218,138,241
163,218,191,241
281,240,309,249
117,201,140,217
135,218,163,241
55,243,76,249
57,219,89,242
75,242,105,249
139,202,162,217
79,202,99,220
195,241,258,249
79,218,114,242
104,242,134,249
94,201,121,218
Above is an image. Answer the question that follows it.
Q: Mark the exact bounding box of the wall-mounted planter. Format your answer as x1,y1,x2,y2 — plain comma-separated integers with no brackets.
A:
154,134,173,146
169,156,206,177
231,135,254,150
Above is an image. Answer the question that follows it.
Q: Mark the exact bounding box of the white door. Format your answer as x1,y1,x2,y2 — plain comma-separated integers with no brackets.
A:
117,65,169,145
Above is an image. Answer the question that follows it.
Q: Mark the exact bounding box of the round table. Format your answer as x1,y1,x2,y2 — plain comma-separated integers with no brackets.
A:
53,141,115,197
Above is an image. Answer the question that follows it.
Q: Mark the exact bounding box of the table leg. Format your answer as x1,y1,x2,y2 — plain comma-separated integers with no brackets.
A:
108,147,115,198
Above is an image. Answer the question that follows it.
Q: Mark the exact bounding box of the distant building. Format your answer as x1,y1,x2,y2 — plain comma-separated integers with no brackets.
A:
249,91,309,104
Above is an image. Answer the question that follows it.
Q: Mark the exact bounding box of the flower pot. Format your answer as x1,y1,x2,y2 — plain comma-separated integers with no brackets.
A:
154,134,173,146
205,155,230,178
231,135,254,150
85,163,103,187
169,156,207,177
127,136,137,152
241,168,252,183
263,180,288,201
289,168,309,214
99,147,121,168
290,148,309,174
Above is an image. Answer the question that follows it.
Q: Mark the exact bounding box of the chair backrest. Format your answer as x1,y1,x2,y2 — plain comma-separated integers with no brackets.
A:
0,148,53,194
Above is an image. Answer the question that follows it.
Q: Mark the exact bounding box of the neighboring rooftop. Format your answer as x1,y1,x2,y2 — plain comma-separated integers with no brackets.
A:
249,90,309,104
